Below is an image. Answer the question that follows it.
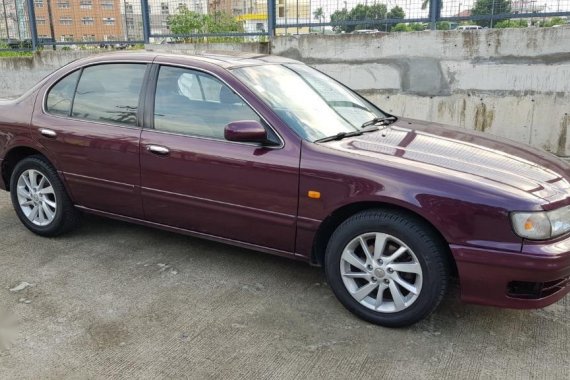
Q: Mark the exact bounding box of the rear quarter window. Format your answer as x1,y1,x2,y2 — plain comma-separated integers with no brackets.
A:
46,70,80,116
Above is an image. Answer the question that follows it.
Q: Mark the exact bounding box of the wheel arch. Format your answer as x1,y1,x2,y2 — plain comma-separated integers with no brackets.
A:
2,146,55,191
311,201,458,276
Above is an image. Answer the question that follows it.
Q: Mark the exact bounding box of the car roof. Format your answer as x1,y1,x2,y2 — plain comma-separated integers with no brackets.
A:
74,51,302,69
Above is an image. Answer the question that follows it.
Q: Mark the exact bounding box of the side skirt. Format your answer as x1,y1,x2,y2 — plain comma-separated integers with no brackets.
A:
75,205,307,263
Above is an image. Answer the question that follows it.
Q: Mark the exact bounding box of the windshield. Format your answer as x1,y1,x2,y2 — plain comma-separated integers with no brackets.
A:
231,64,386,142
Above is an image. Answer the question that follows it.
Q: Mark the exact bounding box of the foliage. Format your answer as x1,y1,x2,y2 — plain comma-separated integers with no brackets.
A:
330,9,350,32
387,6,405,20
330,4,406,33
538,17,566,27
436,21,451,30
313,7,326,33
313,7,325,21
391,22,425,32
471,0,512,27
409,23,426,31
0,50,33,57
167,8,243,39
494,19,528,28
391,23,411,32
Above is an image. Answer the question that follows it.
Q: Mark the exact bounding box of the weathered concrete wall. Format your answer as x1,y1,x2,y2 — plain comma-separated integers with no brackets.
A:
144,42,269,55
272,28,570,156
0,50,96,98
1,29,569,155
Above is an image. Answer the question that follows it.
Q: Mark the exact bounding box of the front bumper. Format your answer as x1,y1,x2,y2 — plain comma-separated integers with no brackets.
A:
451,236,570,309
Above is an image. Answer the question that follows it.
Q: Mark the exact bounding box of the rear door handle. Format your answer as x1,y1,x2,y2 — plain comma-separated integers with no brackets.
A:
39,128,57,138
147,145,170,156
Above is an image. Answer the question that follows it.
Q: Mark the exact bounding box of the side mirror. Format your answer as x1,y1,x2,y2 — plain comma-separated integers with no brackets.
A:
224,120,268,144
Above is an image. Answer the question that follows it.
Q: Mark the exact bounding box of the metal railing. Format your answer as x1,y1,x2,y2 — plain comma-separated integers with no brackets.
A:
1,0,569,52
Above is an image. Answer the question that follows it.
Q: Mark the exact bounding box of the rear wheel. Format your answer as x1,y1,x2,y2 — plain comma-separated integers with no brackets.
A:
325,209,449,327
10,155,79,237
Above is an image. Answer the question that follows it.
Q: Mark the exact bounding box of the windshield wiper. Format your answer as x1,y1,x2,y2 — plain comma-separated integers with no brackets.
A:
361,116,397,129
315,131,363,143
315,126,378,143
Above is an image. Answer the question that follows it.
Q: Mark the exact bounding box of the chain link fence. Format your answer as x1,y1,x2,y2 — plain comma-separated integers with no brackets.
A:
1,0,569,51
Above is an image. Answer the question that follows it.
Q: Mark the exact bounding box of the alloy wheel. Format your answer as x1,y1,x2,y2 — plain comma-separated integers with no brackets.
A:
340,232,423,313
16,169,57,227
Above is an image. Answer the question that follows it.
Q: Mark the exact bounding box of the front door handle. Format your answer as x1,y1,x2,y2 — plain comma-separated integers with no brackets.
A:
39,128,57,138
147,145,170,156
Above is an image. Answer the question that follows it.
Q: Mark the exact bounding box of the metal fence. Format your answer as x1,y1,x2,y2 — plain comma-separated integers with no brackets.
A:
1,0,570,51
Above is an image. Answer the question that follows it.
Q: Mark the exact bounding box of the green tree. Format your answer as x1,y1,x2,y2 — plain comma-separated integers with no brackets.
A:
203,12,242,34
330,8,350,33
387,6,405,20
386,6,405,31
313,7,325,33
471,0,512,27
167,8,243,40
168,8,203,35
330,3,388,33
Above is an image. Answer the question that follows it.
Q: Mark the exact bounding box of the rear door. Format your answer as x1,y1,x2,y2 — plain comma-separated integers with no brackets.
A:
33,63,149,218
139,64,301,252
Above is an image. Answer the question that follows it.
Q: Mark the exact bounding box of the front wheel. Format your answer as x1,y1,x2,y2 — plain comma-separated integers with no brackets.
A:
325,209,450,327
10,155,79,237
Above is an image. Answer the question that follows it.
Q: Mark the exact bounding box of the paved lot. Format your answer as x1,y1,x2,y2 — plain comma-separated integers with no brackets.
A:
0,190,568,379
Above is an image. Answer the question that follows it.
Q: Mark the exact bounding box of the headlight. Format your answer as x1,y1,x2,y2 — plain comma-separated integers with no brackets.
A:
511,206,570,240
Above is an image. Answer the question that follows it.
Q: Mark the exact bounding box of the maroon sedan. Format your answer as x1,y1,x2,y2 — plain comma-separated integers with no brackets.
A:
1,53,569,327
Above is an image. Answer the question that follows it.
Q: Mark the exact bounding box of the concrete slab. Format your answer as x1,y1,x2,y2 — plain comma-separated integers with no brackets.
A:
0,191,568,378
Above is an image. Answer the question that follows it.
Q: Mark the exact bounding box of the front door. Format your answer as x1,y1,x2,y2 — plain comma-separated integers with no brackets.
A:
140,65,300,252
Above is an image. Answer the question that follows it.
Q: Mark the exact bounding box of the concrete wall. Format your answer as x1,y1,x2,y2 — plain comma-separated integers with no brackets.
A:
0,50,96,98
272,28,570,157
1,28,569,156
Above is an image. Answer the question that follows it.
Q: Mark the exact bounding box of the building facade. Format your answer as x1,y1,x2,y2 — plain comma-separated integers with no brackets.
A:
33,0,124,42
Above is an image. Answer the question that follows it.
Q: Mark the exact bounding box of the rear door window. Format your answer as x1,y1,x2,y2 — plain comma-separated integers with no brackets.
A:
72,63,147,126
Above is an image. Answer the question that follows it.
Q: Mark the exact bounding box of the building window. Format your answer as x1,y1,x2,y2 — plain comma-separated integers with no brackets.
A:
83,34,96,42
57,1,70,9
36,17,46,25
35,0,44,8
61,35,74,42
101,1,114,10
102,17,116,26
60,17,73,25
161,3,169,15
80,0,93,9
81,17,94,25
104,35,117,41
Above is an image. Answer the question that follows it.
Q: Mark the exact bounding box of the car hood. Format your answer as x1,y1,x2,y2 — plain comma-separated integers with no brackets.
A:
321,118,570,203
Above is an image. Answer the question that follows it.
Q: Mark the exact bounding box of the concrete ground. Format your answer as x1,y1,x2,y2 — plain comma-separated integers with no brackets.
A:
0,190,568,379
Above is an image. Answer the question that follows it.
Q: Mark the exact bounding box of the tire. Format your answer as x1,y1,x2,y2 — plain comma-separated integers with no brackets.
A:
10,155,80,237
325,209,449,327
